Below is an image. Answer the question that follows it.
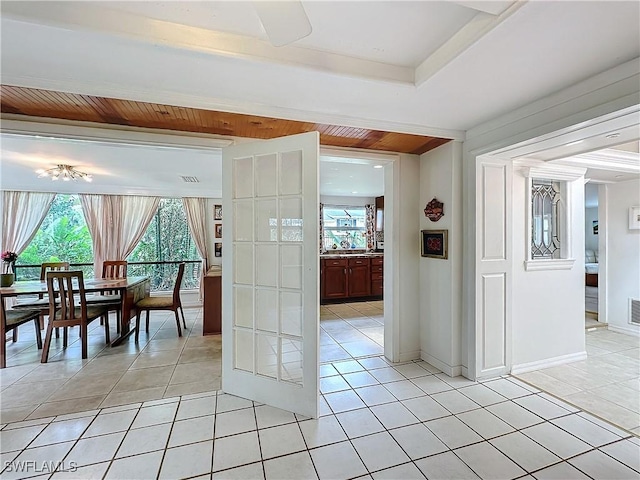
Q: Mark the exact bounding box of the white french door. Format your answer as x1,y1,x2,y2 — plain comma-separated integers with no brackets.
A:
221,132,319,418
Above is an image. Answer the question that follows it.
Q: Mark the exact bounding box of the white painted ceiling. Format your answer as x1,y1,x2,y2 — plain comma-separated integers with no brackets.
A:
1,0,638,135
1,1,638,197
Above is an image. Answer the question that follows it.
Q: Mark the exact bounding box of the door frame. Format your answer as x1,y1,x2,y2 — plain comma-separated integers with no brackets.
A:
319,147,399,362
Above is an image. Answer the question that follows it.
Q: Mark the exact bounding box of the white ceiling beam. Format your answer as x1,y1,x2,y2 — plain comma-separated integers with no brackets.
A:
1,2,413,85
453,1,515,16
414,1,526,87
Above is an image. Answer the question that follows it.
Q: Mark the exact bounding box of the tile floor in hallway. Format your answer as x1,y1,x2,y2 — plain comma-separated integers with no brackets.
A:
1,307,221,424
2,300,639,479
516,327,640,436
1,356,639,479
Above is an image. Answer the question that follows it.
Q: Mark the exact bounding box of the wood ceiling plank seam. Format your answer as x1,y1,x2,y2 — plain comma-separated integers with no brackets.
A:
98,97,131,126
31,89,69,116
82,95,116,120
4,87,43,114
137,100,162,127
0,87,24,110
184,106,201,132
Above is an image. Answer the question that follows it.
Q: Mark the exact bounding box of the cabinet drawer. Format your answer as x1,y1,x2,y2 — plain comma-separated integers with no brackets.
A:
323,258,347,267
371,265,383,273
371,273,383,281
371,257,384,266
348,258,369,266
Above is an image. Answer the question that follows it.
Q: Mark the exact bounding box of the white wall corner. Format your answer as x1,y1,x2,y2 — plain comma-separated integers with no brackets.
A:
510,351,587,375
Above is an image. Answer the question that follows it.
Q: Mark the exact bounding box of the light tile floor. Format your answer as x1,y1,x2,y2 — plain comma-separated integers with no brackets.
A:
3,300,639,479
320,301,384,363
1,307,221,423
516,328,640,436
1,357,638,479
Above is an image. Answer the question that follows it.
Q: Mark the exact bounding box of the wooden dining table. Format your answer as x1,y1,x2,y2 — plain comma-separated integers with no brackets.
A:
0,276,151,346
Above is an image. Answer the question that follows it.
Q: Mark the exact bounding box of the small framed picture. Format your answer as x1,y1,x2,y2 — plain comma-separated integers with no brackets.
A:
214,204,223,221
214,242,222,257
421,229,448,259
630,206,640,230
215,223,222,238
592,220,598,235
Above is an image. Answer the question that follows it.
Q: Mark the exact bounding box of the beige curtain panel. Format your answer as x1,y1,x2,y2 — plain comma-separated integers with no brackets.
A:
182,197,210,299
1,191,56,255
80,194,160,276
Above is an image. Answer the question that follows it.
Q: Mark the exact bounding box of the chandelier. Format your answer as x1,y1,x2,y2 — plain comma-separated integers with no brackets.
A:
36,164,92,182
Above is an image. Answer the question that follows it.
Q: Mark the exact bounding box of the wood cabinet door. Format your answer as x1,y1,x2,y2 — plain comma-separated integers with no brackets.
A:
348,264,371,297
322,264,348,299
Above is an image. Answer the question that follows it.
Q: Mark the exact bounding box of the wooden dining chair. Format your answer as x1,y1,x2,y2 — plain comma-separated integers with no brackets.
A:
13,262,70,339
1,301,42,368
88,260,128,333
41,270,112,362
135,263,186,341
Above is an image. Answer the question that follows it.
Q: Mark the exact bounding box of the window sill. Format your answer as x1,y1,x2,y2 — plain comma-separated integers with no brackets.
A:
524,258,576,271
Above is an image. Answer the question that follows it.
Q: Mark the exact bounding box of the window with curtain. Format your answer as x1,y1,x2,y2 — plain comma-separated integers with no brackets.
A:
321,205,368,251
18,194,93,278
128,198,201,290
18,196,201,290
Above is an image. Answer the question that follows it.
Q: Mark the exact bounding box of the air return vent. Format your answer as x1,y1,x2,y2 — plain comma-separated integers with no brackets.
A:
630,298,640,326
180,176,199,183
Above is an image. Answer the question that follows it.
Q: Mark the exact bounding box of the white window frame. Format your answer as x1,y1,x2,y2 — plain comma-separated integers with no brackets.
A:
522,163,585,271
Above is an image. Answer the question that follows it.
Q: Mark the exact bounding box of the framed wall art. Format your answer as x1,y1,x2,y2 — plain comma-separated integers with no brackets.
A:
215,223,222,238
214,204,223,221
214,242,222,257
421,229,448,259
630,206,640,230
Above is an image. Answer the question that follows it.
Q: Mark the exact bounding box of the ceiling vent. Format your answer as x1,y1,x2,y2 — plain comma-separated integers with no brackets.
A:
180,176,199,183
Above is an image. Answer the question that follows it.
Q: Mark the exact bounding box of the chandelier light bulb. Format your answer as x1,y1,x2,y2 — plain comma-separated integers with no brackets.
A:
36,164,92,182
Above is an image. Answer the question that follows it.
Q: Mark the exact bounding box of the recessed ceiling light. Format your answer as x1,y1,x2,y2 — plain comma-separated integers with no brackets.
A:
566,140,584,146
351,191,358,194
606,133,620,139
373,165,383,169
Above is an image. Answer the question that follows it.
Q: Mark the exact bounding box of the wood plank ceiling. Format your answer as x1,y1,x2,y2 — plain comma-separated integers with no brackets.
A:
0,85,450,155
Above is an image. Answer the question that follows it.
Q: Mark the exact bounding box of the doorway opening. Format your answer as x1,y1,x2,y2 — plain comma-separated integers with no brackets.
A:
318,150,395,368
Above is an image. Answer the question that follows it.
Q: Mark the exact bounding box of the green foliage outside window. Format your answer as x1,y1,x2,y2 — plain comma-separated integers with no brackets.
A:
17,195,200,290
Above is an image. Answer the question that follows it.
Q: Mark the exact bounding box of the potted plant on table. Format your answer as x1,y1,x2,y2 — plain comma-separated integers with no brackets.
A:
1,251,18,287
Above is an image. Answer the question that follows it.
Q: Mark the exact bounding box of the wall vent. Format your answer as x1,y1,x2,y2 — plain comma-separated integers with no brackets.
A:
180,176,199,183
630,298,640,326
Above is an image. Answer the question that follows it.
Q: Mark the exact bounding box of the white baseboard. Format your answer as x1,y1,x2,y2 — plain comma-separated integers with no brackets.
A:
608,324,640,337
420,352,462,377
511,351,587,375
396,350,421,364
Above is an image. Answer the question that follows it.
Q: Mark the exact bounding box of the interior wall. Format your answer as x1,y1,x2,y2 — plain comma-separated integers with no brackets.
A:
604,179,640,335
418,141,463,376
585,207,599,253
511,172,586,370
386,153,421,362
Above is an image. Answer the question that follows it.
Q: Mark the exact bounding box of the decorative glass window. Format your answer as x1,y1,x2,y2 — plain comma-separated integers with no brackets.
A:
531,179,561,259
322,205,367,251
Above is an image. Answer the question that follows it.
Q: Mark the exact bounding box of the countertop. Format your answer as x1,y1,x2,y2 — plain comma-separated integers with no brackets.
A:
320,251,384,258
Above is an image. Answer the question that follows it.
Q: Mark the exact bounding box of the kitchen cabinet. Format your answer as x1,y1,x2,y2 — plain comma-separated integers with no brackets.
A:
347,258,370,297
370,256,383,297
321,258,348,299
321,255,382,302
375,196,384,232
